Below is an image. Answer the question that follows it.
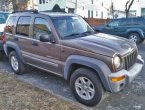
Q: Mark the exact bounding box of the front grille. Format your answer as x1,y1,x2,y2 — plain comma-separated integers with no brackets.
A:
124,50,138,70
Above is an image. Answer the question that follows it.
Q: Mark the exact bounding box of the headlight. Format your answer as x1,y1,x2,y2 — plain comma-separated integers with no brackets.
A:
113,55,121,69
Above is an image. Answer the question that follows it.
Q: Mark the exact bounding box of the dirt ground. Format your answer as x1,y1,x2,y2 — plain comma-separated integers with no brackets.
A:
0,71,82,110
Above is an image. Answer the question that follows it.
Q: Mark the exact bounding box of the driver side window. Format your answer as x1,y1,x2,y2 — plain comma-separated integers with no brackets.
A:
33,18,51,40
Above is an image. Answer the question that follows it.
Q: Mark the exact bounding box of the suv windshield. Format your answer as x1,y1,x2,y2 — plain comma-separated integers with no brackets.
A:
52,16,94,39
0,12,9,24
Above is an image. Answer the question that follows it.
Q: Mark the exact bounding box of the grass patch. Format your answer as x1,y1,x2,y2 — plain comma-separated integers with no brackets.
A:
0,71,82,110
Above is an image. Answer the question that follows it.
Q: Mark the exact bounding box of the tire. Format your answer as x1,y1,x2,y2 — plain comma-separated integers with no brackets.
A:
70,68,104,106
128,33,141,44
0,52,3,61
9,51,25,75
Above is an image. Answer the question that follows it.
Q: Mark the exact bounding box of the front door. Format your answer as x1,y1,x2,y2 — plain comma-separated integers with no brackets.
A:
102,19,121,36
28,17,61,75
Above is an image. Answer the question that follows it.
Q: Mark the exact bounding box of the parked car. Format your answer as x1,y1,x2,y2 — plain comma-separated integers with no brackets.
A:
0,11,10,60
93,17,145,44
4,10,144,106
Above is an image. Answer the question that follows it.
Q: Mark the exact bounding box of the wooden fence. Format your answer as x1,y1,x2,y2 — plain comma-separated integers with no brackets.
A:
84,18,111,26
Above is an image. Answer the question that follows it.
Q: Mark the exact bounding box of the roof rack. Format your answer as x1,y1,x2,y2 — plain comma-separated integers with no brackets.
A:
12,10,38,14
41,10,66,13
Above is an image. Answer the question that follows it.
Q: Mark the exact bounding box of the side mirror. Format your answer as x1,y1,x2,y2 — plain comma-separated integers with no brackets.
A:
40,34,55,43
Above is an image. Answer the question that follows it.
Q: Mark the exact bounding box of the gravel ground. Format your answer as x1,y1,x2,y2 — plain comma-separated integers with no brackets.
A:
0,43,145,110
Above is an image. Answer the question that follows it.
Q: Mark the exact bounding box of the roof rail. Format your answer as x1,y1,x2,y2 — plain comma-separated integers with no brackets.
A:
41,10,66,13
12,10,38,14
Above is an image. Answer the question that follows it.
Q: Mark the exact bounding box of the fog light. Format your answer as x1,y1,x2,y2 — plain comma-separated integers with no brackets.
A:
110,76,125,82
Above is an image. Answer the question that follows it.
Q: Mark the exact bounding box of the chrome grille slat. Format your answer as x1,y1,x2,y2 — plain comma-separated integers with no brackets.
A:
124,50,137,70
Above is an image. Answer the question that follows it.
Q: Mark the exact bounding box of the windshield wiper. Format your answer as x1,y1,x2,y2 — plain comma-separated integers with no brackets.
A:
64,33,81,38
81,31,95,35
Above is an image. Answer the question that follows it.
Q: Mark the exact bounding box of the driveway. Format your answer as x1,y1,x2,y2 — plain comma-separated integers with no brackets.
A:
0,44,145,110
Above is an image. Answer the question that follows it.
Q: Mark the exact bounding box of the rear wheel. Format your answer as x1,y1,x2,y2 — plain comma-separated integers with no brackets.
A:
9,51,26,75
70,68,104,106
128,33,141,44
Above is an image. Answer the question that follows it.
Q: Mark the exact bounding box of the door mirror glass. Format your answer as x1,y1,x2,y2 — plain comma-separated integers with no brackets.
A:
40,34,51,42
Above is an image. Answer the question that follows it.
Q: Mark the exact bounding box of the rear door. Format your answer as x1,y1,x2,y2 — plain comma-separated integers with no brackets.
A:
14,16,34,63
115,18,133,37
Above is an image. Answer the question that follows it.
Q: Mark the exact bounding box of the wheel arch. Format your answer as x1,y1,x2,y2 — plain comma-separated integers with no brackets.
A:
64,55,112,92
127,29,144,39
4,41,26,64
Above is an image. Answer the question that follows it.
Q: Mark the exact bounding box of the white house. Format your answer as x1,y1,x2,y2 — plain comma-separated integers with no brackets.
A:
37,0,112,18
136,0,145,17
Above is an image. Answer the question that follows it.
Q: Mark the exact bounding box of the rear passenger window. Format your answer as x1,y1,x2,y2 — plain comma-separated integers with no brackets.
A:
133,18,144,25
33,18,51,40
5,16,16,34
120,19,132,26
16,16,31,36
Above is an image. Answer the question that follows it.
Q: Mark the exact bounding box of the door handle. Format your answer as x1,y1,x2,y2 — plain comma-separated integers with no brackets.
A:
32,41,39,46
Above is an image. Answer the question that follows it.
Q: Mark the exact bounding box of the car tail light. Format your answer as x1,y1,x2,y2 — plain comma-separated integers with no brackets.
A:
0,34,6,44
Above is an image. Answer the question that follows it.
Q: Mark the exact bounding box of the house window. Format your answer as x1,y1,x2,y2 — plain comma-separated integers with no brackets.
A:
39,0,45,4
88,10,90,18
91,0,93,4
102,2,103,6
39,0,42,4
141,8,145,17
91,11,93,18
96,11,98,16
101,11,103,18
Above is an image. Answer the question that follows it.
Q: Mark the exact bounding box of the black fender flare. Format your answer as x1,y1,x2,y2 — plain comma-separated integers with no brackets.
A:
4,41,26,64
64,55,112,92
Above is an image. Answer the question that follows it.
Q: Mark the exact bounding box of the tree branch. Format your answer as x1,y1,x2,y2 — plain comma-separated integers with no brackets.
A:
127,0,134,11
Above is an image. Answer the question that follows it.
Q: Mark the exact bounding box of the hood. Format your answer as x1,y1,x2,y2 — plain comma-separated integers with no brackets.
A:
0,24,5,33
62,33,137,57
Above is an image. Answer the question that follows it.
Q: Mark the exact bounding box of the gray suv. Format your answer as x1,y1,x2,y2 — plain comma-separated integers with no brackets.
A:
4,10,144,106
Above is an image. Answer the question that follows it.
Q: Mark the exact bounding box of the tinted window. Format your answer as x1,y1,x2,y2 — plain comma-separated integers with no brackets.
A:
108,20,120,27
132,18,144,25
33,18,51,40
52,16,94,39
16,16,31,36
5,16,16,34
119,19,132,26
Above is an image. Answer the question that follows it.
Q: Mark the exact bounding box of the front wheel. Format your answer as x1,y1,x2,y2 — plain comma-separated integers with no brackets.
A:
128,33,141,44
70,68,104,106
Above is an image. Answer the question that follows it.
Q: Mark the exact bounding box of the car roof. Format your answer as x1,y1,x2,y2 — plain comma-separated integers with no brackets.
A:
11,10,78,18
112,17,144,21
39,12,77,17
0,11,11,13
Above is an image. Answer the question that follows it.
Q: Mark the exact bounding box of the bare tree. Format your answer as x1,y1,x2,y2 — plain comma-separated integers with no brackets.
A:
125,0,135,18
0,0,29,11
0,0,11,11
110,2,115,19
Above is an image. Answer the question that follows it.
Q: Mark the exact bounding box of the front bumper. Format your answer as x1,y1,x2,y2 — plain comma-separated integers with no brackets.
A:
109,55,144,92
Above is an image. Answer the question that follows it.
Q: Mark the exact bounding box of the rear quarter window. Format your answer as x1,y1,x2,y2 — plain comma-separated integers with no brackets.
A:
5,16,17,34
132,18,144,25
